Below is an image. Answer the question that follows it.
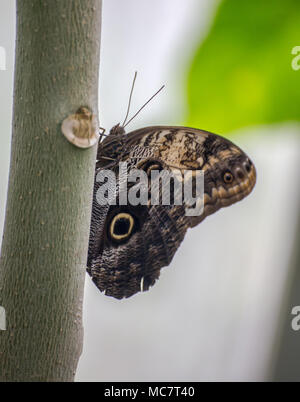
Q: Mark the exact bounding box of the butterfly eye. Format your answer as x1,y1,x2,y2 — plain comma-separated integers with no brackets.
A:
223,171,234,184
109,212,135,242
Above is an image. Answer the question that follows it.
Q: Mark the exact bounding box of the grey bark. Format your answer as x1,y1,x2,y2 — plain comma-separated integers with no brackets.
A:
0,0,102,381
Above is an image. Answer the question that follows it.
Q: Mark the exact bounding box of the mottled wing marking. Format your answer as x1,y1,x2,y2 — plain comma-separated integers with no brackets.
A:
88,125,256,299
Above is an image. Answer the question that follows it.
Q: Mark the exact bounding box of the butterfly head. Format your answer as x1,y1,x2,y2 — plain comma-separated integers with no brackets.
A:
109,123,126,136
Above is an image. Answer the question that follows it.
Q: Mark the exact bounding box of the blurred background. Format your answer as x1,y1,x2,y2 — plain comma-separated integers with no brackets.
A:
1,0,300,381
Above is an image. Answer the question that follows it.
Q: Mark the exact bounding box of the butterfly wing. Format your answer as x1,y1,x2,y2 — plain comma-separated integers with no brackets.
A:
88,126,256,299
88,203,187,299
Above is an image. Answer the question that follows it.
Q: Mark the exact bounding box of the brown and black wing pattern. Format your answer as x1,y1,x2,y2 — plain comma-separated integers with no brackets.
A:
87,126,256,299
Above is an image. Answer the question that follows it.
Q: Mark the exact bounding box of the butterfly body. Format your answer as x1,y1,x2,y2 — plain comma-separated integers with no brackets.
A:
88,125,256,299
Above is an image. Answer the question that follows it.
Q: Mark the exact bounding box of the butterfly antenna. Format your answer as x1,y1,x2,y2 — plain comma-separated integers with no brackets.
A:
122,71,138,127
123,84,165,129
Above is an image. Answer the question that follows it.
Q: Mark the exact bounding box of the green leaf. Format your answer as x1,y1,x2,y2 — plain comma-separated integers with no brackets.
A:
186,0,300,134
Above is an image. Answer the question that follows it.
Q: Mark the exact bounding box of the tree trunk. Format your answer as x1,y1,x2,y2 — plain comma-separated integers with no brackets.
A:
0,0,102,382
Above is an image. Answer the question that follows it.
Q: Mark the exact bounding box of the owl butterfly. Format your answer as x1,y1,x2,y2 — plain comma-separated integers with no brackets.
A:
87,73,256,299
